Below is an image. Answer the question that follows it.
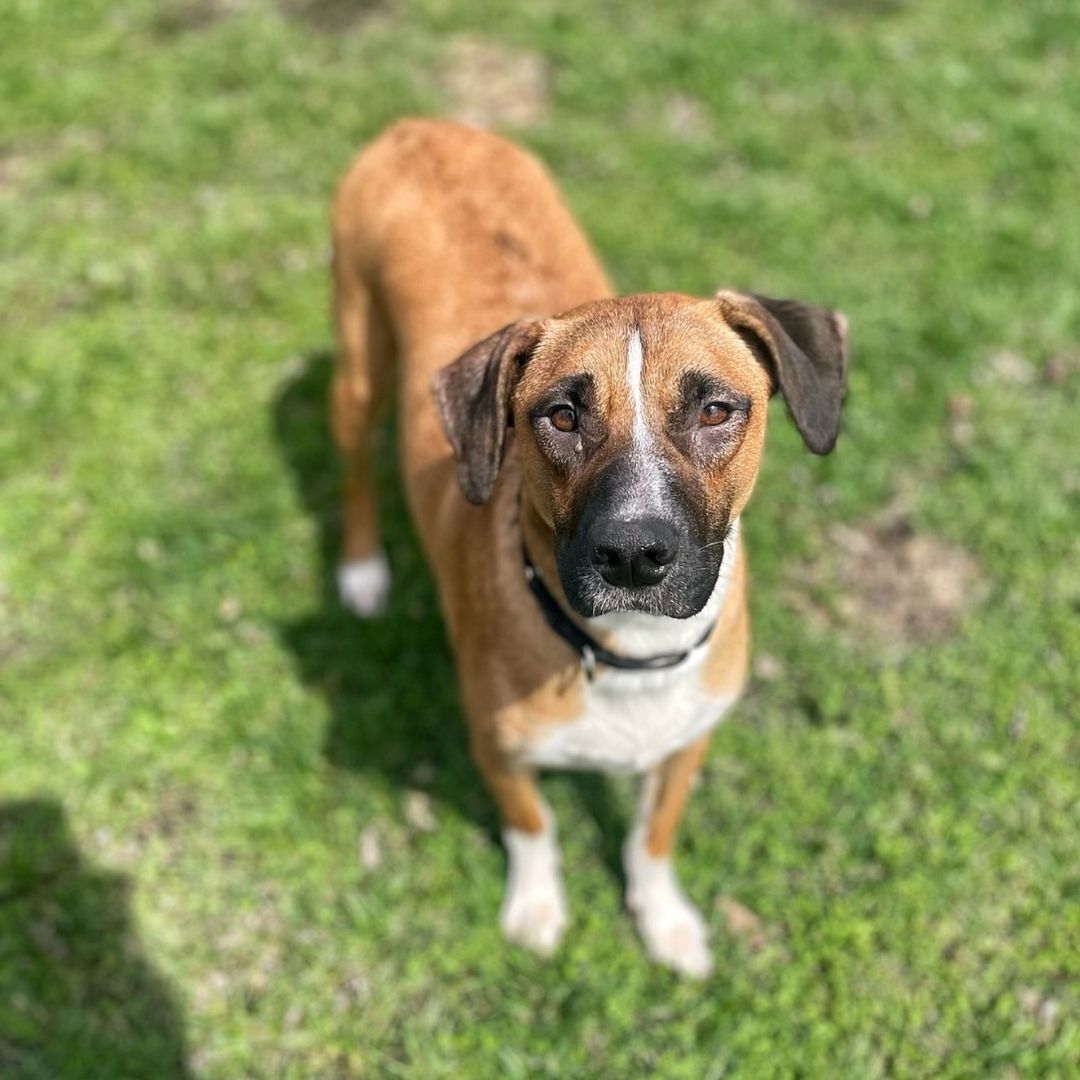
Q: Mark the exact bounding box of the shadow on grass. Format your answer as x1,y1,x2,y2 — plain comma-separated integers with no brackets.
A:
274,350,630,875
274,350,496,834
0,800,188,1078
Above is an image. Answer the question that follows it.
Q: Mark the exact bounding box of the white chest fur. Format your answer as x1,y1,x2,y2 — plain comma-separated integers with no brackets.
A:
521,661,736,773
517,522,741,774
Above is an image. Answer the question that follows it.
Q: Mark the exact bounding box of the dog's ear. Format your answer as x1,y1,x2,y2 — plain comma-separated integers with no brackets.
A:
716,290,849,454
432,320,545,504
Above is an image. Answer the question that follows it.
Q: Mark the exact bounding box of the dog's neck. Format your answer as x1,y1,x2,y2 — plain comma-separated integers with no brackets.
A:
520,499,739,661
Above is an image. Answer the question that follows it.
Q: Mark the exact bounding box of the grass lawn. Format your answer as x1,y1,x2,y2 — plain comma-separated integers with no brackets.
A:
2,0,1078,1074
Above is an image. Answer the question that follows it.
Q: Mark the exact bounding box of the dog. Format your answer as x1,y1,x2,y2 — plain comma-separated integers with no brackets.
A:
330,118,847,977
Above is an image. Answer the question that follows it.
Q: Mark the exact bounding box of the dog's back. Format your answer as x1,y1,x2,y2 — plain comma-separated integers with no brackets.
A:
331,119,610,544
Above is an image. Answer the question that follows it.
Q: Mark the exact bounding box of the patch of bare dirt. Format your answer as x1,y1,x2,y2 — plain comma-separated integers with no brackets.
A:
1041,348,1079,386
151,0,234,37
0,129,106,199
979,347,1037,386
716,896,771,951
440,37,550,129
662,94,711,140
624,94,711,142
801,0,904,12
787,507,985,653
357,825,382,871
282,0,385,33
404,789,437,833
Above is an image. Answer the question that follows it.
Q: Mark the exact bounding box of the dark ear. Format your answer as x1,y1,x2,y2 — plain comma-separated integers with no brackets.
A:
717,290,849,454
432,320,544,504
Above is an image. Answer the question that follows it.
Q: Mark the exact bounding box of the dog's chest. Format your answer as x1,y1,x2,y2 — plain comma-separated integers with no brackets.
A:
517,662,735,774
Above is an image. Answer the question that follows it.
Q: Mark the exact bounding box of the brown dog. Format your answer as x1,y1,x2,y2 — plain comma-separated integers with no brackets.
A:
330,119,847,976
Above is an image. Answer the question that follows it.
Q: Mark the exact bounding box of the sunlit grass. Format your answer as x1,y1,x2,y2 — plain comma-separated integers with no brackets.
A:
1,0,1077,1074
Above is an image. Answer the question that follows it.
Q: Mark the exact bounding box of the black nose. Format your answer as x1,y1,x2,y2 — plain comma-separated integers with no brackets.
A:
590,517,680,588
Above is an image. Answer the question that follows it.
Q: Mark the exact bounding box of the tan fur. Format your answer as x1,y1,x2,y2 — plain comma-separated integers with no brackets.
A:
331,119,770,871
643,733,714,857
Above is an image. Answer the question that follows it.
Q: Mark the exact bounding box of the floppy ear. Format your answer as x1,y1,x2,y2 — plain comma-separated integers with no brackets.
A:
716,290,849,454
432,320,545,504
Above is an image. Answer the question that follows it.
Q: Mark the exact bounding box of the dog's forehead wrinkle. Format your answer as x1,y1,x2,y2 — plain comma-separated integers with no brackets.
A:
534,300,757,414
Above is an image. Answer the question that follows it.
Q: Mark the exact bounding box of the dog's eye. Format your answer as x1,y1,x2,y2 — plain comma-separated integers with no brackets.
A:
699,402,732,427
549,405,578,433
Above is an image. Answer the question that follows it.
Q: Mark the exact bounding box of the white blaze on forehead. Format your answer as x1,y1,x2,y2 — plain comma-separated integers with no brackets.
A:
626,327,648,447
621,324,667,514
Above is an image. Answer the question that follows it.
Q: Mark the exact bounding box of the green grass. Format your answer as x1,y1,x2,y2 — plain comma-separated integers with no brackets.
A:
2,0,1078,1075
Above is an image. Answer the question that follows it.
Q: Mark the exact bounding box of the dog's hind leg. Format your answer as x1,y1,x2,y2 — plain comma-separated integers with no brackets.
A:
330,244,393,617
624,734,714,978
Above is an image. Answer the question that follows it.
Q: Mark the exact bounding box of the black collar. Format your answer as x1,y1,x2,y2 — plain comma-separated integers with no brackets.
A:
523,549,715,681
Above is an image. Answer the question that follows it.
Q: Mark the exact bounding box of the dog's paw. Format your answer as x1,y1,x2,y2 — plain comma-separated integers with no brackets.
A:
624,828,714,979
337,553,391,617
500,817,568,957
629,884,713,978
500,877,569,956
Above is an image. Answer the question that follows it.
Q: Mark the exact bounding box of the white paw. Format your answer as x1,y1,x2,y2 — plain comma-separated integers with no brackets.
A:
500,875,569,956
630,884,713,978
625,829,714,979
499,812,568,957
337,553,391,617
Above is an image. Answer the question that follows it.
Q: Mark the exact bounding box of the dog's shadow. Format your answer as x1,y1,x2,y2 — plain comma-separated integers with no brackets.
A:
273,350,627,877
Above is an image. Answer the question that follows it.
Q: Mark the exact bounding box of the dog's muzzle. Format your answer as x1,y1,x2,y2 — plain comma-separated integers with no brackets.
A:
554,462,723,619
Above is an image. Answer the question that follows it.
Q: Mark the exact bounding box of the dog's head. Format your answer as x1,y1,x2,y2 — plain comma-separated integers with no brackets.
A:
434,292,848,619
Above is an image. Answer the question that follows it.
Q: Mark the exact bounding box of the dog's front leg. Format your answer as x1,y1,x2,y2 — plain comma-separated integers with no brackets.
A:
624,734,714,978
473,744,568,956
